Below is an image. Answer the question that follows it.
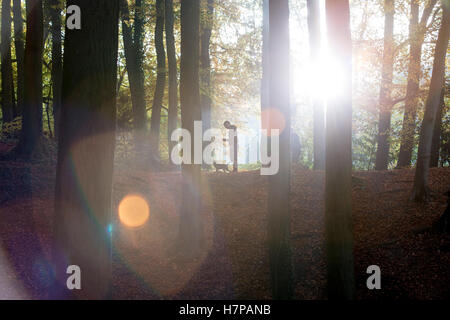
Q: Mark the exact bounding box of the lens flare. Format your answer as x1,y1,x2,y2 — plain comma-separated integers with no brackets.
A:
261,108,286,136
118,195,150,228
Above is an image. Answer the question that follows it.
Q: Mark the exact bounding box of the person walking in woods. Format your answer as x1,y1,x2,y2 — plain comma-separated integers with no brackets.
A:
224,120,238,172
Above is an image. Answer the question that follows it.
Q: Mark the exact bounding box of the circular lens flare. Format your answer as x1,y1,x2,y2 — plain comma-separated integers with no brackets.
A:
118,195,150,228
261,108,286,137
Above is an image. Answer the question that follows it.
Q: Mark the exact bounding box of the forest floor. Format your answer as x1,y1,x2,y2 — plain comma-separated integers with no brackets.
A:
0,143,449,299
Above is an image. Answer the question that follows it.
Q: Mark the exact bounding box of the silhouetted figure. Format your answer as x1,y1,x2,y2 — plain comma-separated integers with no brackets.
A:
291,132,301,164
224,121,238,172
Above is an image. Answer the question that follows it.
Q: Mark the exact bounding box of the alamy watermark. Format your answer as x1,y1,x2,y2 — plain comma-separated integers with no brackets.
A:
170,121,280,176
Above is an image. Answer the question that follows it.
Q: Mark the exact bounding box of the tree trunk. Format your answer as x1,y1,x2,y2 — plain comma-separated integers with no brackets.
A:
261,0,269,111
375,0,394,170
51,0,120,299
429,88,445,167
325,0,355,300
261,0,270,163
307,0,325,170
178,0,203,257
200,0,214,169
13,0,25,117
150,0,167,159
397,0,437,168
1,0,15,125
267,0,292,300
14,0,44,159
120,0,147,143
412,3,449,202
165,0,178,165
50,0,62,139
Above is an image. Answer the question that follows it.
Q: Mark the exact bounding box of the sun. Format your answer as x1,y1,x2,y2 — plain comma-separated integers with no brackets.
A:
304,50,346,101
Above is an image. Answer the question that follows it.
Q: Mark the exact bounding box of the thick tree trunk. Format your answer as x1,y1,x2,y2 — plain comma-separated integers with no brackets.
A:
397,0,437,168
325,0,355,300
178,0,203,256
430,89,445,167
267,0,292,300
50,0,62,139
120,0,147,143
1,0,15,124
200,0,214,169
165,0,178,164
52,0,119,299
14,0,44,159
307,0,325,170
412,3,449,202
375,0,395,170
13,0,25,117
150,0,167,159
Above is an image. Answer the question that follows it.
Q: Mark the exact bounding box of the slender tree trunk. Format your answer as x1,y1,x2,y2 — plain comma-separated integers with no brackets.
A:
178,0,203,256
52,0,120,299
267,0,292,300
1,0,15,124
261,0,270,163
397,0,437,168
200,0,214,169
13,0,25,117
375,0,395,170
325,0,355,300
11,70,17,117
165,0,178,164
412,3,449,202
261,0,269,111
14,0,44,159
50,0,62,139
150,0,166,159
307,0,325,170
120,0,147,144
430,88,445,167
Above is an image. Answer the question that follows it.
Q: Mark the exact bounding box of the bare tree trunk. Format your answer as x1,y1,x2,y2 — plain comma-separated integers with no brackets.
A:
375,0,394,170
325,0,355,300
261,0,270,163
11,69,17,117
412,3,449,202
430,88,445,167
200,0,214,169
307,0,325,170
397,0,437,168
165,0,178,164
120,0,147,146
52,0,120,299
50,0,62,139
261,0,269,112
1,0,15,124
150,0,167,160
178,0,203,257
14,0,44,159
13,0,25,117
267,0,292,300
